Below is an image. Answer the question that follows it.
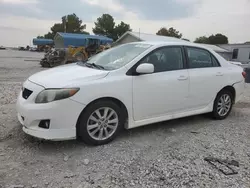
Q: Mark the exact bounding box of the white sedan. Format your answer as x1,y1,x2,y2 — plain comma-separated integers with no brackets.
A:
16,41,245,145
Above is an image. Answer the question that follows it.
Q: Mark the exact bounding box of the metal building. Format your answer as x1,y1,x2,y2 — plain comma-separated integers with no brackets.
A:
33,38,54,46
54,32,113,49
219,44,250,64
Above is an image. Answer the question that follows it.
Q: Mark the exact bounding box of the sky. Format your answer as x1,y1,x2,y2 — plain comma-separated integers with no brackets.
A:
0,0,250,47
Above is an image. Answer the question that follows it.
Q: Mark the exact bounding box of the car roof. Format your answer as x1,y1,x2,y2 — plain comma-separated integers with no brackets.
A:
129,41,215,52
126,41,233,67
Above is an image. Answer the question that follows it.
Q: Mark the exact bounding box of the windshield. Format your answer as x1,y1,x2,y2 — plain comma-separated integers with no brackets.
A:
83,43,152,70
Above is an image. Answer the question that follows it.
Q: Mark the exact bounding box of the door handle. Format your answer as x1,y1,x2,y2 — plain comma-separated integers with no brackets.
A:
216,72,223,76
178,75,188,80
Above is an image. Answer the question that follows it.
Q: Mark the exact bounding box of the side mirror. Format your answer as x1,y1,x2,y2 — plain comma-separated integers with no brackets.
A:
136,63,154,74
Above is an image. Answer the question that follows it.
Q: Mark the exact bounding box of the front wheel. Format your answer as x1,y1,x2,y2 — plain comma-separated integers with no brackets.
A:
212,90,233,120
77,101,125,145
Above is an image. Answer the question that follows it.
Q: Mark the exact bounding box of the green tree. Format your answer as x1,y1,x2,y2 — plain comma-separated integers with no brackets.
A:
37,35,44,39
44,32,54,39
93,14,115,39
38,13,89,39
113,21,132,40
50,23,64,37
194,36,210,44
194,34,229,44
208,34,228,44
62,13,87,33
156,27,182,38
93,14,131,40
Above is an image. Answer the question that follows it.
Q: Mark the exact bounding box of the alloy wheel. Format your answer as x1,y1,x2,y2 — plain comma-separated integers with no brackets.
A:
87,107,119,141
217,94,232,117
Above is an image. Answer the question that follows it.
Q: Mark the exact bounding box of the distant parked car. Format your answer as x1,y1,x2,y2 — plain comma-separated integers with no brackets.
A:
18,47,26,51
228,61,242,66
16,41,246,145
0,46,6,50
29,47,38,52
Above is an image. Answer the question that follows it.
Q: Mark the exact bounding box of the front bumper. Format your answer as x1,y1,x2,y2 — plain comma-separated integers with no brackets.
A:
16,80,85,141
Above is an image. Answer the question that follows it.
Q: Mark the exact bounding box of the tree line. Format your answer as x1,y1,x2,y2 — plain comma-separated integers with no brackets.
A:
37,13,131,41
38,13,230,44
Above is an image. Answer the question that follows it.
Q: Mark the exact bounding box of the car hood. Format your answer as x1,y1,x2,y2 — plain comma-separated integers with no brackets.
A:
28,63,109,88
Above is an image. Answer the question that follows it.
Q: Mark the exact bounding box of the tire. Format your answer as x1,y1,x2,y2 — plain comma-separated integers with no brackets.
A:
74,53,85,62
40,61,51,68
77,100,125,145
212,90,233,120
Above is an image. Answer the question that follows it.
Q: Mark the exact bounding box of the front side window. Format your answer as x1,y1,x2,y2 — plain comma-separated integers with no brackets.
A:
84,43,152,70
140,47,184,73
186,47,214,68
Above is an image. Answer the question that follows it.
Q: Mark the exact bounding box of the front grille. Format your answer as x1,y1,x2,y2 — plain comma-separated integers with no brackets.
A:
22,88,33,99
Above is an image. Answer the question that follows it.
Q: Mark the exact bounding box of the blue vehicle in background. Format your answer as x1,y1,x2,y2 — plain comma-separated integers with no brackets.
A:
38,32,113,68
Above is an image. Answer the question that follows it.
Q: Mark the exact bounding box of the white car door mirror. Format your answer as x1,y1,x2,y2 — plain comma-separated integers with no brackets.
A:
136,63,154,74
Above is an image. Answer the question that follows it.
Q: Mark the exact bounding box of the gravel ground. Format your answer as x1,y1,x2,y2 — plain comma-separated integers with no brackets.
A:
0,50,250,188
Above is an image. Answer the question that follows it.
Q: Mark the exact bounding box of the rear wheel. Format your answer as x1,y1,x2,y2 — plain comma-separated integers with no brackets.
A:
212,90,233,120
77,100,125,145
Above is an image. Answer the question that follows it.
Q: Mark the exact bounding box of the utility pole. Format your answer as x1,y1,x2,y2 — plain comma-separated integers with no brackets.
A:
139,28,140,40
64,16,68,33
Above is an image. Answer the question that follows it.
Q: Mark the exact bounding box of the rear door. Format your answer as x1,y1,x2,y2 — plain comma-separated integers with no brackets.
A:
185,46,228,109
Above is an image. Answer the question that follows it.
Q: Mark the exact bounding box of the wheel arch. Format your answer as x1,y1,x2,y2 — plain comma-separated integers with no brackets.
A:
216,85,236,103
76,97,129,138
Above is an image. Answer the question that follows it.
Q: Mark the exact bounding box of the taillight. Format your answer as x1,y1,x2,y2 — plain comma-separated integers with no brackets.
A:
242,71,246,79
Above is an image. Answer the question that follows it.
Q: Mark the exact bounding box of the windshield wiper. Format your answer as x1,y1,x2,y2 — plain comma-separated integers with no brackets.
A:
85,62,105,70
77,59,88,65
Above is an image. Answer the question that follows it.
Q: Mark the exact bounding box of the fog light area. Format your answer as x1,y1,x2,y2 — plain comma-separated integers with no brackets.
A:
38,120,50,129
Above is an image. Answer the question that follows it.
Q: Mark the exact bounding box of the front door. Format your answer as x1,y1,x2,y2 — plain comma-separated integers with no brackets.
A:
132,46,189,121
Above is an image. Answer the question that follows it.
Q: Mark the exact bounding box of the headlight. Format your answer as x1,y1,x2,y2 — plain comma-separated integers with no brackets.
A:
35,88,79,103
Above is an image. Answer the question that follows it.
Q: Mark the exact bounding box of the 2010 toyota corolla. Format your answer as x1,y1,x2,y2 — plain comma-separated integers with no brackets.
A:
16,41,245,145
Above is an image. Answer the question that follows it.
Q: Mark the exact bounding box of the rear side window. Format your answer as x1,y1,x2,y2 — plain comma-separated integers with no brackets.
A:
186,47,219,68
211,55,220,67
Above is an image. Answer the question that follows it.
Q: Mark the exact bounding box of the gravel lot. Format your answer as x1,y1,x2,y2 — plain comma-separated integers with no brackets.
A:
0,50,249,188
